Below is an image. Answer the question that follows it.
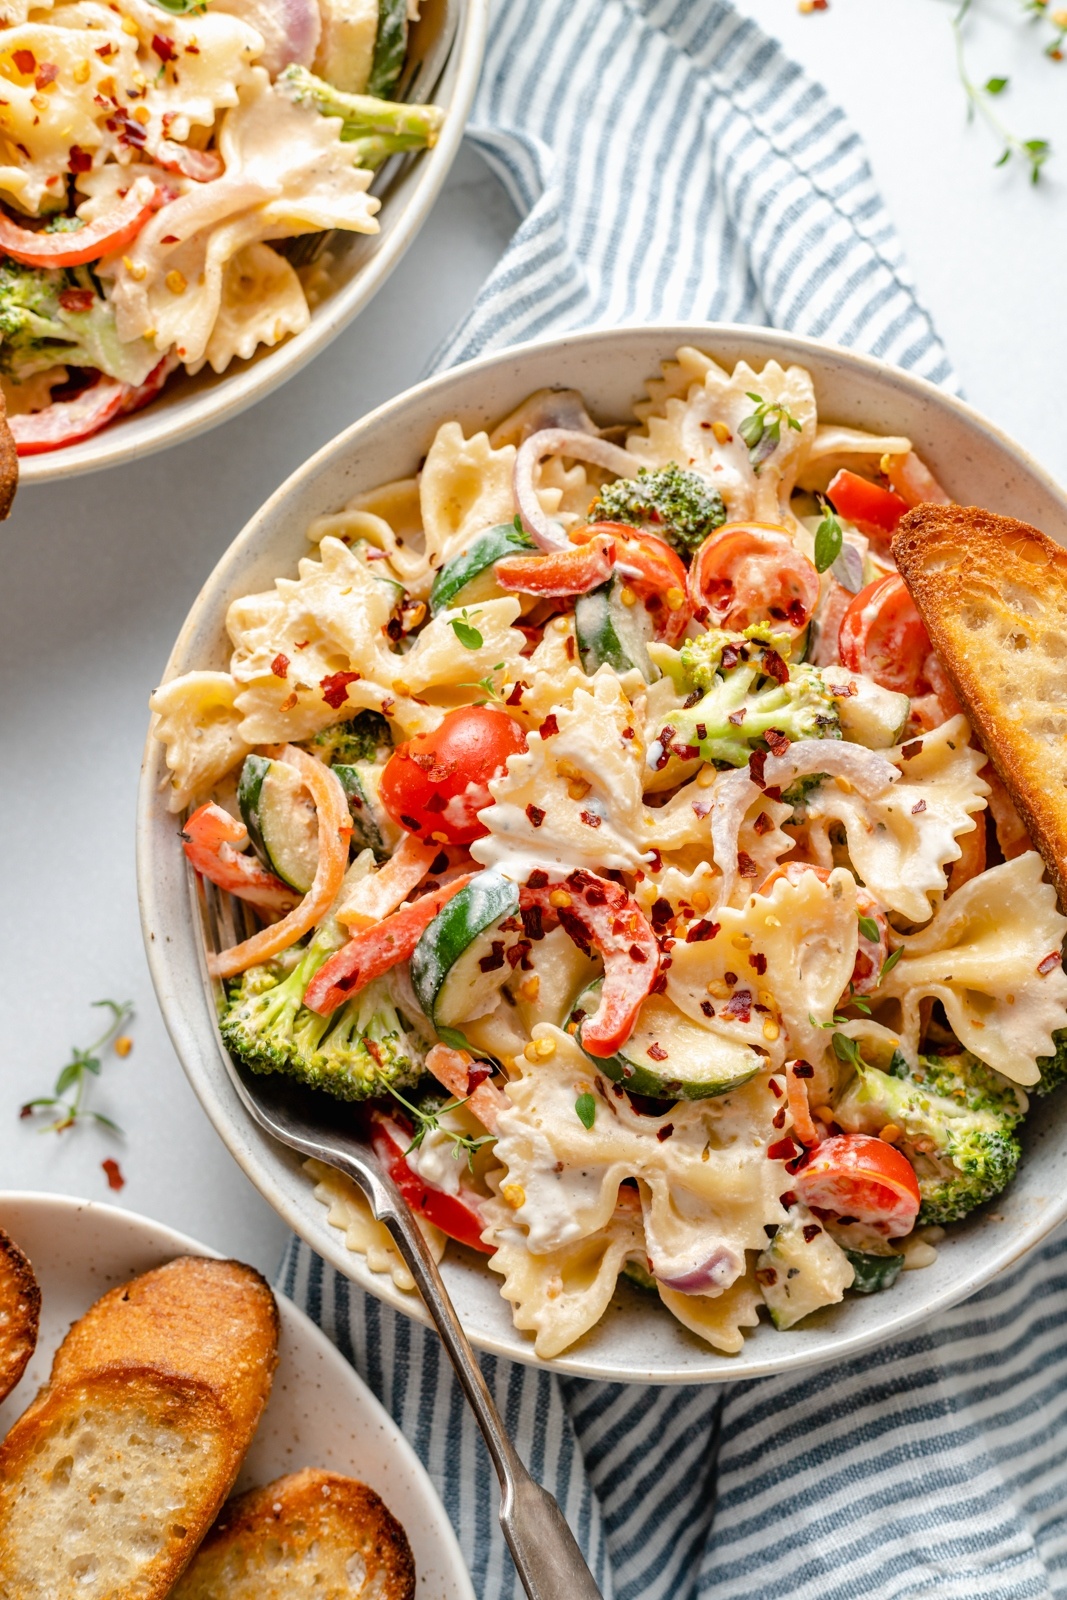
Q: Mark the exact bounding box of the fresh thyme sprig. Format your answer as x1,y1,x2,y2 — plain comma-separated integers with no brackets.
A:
460,662,507,704
951,0,1052,182
21,999,132,1135
375,1075,494,1170
738,392,802,475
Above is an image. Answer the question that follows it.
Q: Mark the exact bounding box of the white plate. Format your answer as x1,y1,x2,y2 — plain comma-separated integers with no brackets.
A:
17,0,488,486
0,1191,473,1600
137,322,1067,1384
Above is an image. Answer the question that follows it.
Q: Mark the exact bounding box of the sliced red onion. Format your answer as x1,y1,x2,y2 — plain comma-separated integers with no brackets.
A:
497,387,601,443
654,1246,741,1295
513,427,638,553
214,0,320,74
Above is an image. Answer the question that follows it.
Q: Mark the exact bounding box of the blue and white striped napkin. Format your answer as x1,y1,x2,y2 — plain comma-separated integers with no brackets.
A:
280,3,1067,1595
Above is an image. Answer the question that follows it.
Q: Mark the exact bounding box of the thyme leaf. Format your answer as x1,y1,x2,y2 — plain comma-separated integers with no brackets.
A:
21,999,132,1136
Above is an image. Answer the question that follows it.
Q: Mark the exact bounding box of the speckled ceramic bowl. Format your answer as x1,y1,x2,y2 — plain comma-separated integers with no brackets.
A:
137,323,1067,1383
18,0,486,486
0,1191,473,1598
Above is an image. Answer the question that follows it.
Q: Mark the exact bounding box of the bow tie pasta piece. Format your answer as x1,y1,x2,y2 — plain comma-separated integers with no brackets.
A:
506,616,591,727
150,670,251,812
802,716,989,924
306,1159,446,1295
486,1193,647,1360
624,355,817,529
197,242,309,375
396,598,526,698
472,672,651,877
879,851,1067,1086
795,423,914,495
418,422,517,573
308,478,431,595
657,1268,763,1355
110,69,378,369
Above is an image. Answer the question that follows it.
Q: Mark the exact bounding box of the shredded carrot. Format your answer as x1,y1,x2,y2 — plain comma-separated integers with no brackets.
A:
336,834,441,930
208,744,350,979
787,1061,819,1148
425,1043,507,1134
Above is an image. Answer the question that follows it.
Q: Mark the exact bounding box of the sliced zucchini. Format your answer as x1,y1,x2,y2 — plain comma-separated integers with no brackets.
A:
844,1249,903,1295
573,983,761,1100
334,760,403,860
238,754,319,893
312,711,392,766
757,1208,855,1330
411,871,521,1048
830,674,910,748
367,0,407,97
621,1258,657,1293
574,577,655,680
429,522,534,615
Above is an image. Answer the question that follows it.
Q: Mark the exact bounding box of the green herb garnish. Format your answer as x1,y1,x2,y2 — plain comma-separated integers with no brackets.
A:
575,1092,596,1130
21,999,132,1135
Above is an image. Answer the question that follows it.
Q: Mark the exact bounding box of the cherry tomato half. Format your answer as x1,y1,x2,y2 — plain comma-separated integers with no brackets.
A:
572,521,692,645
688,523,820,640
794,1133,920,1238
838,573,933,697
379,705,527,846
826,469,910,549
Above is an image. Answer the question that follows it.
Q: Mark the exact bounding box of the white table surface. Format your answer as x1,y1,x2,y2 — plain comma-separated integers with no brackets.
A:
2,0,1065,1281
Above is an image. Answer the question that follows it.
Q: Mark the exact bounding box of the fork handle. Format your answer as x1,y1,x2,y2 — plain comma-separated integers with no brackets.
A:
340,1158,602,1600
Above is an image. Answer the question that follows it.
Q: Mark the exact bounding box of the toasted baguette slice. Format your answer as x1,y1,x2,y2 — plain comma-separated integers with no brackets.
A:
0,1256,278,1600
893,504,1067,905
171,1469,417,1599
0,1227,40,1402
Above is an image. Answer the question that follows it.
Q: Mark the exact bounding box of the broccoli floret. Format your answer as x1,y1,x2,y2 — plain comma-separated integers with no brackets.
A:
311,711,393,766
1036,1028,1067,1095
835,1050,1028,1225
780,771,828,811
221,933,425,1100
0,259,157,385
589,463,726,555
277,65,444,168
653,625,840,768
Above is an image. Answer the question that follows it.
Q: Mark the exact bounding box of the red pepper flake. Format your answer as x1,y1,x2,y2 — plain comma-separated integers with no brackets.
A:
791,1061,814,1079
430,850,449,875
647,1042,668,1062
320,670,361,709
185,40,200,53
701,1000,715,1017
478,941,506,973
525,803,545,828
12,48,36,73
772,1105,787,1129
764,785,782,802
270,652,289,679
762,649,789,686
724,970,737,985
769,1078,783,1098
768,1136,799,1162
506,938,533,970
802,1222,823,1241
737,852,758,878
911,798,927,815
381,697,395,716
779,1189,797,1208
35,61,58,88
749,951,767,975
102,1157,125,1191
579,810,602,828
467,1063,493,1093
656,1122,675,1142
646,849,663,874
1038,952,1062,976
68,143,92,173
722,988,752,1022
753,811,773,836
621,726,635,740
755,1266,777,1286
505,680,526,706
95,41,117,57
650,898,673,934
901,740,923,761
160,233,179,243
527,869,549,889
764,728,790,757
564,635,576,661
686,919,720,943
539,713,559,738
748,750,767,789
58,287,95,312
629,944,649,963
423,792,448,813
152,31,177,59
721,643,740,670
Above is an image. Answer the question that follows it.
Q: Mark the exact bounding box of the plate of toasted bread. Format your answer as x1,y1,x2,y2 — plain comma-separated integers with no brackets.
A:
0,1191,473,1600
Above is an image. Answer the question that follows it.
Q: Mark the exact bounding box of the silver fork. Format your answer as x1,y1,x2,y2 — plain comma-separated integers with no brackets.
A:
199,880,603,1600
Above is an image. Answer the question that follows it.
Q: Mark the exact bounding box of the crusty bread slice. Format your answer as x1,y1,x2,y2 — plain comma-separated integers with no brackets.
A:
171,1469,417,1599
0,1227,40,1403
0,1256,278,1600
892,504,1067,905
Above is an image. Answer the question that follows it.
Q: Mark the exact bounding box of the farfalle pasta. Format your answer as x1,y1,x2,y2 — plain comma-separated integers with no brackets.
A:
153,346,1067,1358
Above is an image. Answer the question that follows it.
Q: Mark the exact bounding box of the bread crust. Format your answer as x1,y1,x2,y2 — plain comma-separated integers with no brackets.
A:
172,1468,417,1599
0,386,18,521
892,504,1067,907
0,1255,279,1600
0,1227,40,1403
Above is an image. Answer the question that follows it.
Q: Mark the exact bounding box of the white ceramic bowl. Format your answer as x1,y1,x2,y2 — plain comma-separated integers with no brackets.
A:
18,0,487,486
137,323,1067,1383
0,1191,473,1599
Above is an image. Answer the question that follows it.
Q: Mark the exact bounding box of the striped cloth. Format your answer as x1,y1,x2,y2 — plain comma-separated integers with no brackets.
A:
281,2,1067,1595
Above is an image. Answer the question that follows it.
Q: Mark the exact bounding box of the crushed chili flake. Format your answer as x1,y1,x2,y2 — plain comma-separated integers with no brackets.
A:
791,1061,814,1079
478,941,506,973
764,785,782,802
686,918,720,943
68,143,92,172
646,849,663,874
737,851,758,878
525,803,545,828
506,680,526,706
584,885,607,906
506,939,533,970
767,1135,799,1162
520,904,545,940
901,740,923,761
564,635,576,660
151,31,177,59
629,944,649,963
764,727,790,757
527,869,549,889
769,1078,784,1098
722,988,752,1022
650,971,668,994
911,798,927,815
12,47,36,73
724,970,737,985
727,707,747,727
58,287,95,312
721,643,740,670
802,1223,822,1242
466,1063,492,1093
579,810,602,828
102,1157,125,1191
1038,952,1062,976
646,1042,668,1061
753,811,773,836
539,713,559,738
656,1122,675,1142
278,691,298,712
270,652,289,679
755,1266,778,1286
749,950,767,975
779,1189,797,1208
621,726,635,740
772,1106,787,1129
691,798,712,819
320,670,361,708
35,61,58,87
762,649,789,685
748,749,767,789
701,1000,715,1017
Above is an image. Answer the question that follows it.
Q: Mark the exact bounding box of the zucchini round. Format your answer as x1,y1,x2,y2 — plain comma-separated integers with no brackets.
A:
574,577,655,680
411,870,521,1048
844,1249,903,1294
429,523,534,615
334,760,403,861
238,754,319,893
573,982,761,1099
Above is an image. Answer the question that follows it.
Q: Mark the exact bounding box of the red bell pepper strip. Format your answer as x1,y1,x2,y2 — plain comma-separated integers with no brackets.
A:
369,1108,493,1254
519,868,658,1056
304,875,476,1016
0,185,167,268
826,469,910,543
495,531,616,597
181,802,297,914
10,356,175,456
